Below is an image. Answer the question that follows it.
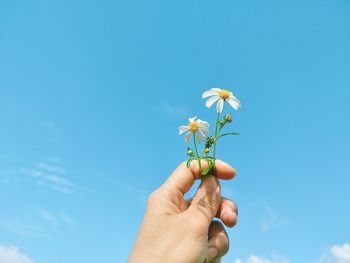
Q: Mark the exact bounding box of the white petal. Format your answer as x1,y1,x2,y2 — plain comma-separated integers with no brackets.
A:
184,131,192,142
216,99,224,113
227,96,241,110
178,126,189,135
188,116,197,122
196,130,205,143
197,119,209,128
205,96,219,108
202,89,220,98
199,127,209,137
199,126,209,134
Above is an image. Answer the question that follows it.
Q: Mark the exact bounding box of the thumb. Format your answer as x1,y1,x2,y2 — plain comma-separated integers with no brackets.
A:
188,175,221,227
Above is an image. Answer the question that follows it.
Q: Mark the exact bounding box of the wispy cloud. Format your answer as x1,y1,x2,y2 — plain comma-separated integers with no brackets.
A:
37,208,74,228
0,220,42,238
0,245,34,263
234,255,289,263
0,208,74,238
20,160,73,194
233,243,350,263
35,162,65,174
260,205,289,233
161,103,192,118
37,209,58,225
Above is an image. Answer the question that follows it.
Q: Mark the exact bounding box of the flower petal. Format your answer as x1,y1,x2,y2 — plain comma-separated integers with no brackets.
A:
196,130,205,143
178,126,189,135
188,116,197,122
200,127,209,137
227,96,241,110
216,98,224,113
205,96,219,108
197,119,209,128
185,131,192,142
202,89,220,98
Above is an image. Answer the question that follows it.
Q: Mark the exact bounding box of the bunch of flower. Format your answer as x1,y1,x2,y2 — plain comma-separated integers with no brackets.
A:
178,88,240,177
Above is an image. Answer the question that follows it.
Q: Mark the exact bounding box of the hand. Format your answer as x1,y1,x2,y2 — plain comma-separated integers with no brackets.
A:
128,160,238,263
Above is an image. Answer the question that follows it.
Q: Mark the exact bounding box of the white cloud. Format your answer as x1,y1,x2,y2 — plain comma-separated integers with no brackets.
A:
37,209,74,227
320,243,350,263
234,255,289,263
35,162,65,174
21,160,73,194
0,220,42,238
0,245,34,263
37,209,58,225
234,244,350,263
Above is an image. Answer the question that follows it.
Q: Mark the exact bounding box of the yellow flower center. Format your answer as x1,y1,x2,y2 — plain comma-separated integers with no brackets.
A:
218,89,230,100
188,121,200,133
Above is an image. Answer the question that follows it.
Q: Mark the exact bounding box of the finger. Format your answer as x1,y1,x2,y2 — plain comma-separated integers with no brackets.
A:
187,196,238,228
162,160,236,196
216,198,238,228
206,221,229,262
187,175,221,227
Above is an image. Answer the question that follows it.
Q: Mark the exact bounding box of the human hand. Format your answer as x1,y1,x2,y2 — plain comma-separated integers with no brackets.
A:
128,160,238,263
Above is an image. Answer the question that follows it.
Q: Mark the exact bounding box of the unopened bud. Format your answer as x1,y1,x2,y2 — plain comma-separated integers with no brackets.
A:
224,114,233,123
186,148,194,156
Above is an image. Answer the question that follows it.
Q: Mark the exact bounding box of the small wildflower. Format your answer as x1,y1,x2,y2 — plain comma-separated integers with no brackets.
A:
202,88,241,113
178,88,240,177
178,117,209,143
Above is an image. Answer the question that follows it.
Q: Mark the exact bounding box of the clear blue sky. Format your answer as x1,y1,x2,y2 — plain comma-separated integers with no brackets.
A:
0,0,349,262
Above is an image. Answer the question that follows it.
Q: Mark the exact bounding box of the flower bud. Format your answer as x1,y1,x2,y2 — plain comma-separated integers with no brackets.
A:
204,148,210,154
224,114,233,123
186,148,194,156
205,136,215,148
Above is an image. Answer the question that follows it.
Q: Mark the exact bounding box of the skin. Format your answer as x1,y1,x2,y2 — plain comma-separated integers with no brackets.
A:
128,160,238,263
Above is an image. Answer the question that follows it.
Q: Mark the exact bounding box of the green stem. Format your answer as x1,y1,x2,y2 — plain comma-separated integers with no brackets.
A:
212,112,221,176
213,112,221,159
193,135,201,174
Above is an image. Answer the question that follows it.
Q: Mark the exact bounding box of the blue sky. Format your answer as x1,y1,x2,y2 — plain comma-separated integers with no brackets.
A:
0,0,349,262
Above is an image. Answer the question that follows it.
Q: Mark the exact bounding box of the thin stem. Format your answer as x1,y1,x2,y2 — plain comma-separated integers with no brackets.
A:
213,112,221,159
212,112,221,176
193,134,201,173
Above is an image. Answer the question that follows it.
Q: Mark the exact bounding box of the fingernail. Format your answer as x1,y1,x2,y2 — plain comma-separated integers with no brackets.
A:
207,247,219,261
228,207,236,216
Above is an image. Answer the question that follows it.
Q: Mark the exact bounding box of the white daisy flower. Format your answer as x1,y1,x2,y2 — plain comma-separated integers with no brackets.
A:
202,88,241,113
178,117,209,143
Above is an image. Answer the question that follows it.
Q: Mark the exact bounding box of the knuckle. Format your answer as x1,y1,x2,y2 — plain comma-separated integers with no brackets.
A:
147,189,160,207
